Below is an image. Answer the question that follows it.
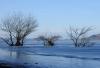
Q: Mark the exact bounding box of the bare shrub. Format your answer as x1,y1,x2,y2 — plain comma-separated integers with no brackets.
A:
35,34,60,47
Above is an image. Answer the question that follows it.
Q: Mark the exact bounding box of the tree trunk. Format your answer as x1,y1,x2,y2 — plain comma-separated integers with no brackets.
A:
21,39,24,46
15,38,21,46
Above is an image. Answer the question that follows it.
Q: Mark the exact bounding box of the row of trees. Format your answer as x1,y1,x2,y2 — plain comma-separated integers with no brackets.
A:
0,14,94,47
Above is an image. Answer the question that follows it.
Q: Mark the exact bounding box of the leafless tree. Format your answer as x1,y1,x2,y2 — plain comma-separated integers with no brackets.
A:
1,14,38,46
67,27,93,47
35,34,60,47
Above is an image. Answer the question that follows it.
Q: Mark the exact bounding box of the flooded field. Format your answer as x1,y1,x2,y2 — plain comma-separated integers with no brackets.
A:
0,46,100,68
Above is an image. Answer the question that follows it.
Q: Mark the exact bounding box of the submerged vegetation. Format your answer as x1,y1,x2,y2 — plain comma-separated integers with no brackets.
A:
67,27,94,47
35,34,60,47
0,13,95,48
1,14,37,46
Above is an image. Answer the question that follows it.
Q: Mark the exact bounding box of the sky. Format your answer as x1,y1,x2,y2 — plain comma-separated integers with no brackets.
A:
0,0,100,38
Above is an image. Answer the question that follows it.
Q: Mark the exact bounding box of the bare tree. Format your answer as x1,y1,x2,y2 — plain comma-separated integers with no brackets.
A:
35,34,60,47
1,14,37,46
67,27,93,47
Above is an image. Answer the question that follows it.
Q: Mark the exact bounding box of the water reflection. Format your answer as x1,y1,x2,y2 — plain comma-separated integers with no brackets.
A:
0,47,100,68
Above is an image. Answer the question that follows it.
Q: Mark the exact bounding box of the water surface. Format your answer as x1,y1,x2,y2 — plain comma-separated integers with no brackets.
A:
0,47,100,68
